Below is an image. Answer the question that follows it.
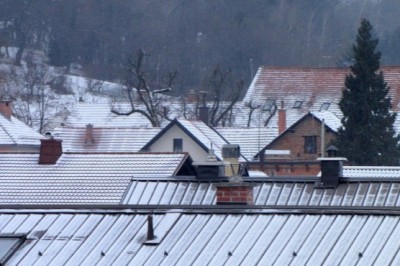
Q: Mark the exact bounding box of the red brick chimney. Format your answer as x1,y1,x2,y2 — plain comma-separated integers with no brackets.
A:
85,124,94,145
0,98,12,119
216,182,254,205
39,137,63,164
278,101,286,134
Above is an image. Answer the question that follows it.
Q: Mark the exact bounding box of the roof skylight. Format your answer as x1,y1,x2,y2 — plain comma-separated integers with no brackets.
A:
293,100,303,109
0,234,26,265
320,102,330,111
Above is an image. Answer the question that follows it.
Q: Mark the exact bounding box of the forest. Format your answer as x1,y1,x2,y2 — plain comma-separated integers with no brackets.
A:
1,0,400,94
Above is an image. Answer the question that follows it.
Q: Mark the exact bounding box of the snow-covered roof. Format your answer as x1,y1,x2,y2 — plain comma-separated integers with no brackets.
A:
52,126,161,153
216,127,276,160
343,166,400,179
0,153,190,205
310,110,342,132
177,119,232,160
2,211,400,265
123,179,400,207
243,66,400,133
66,103,153,127
0,114,43,146
143,119,248,161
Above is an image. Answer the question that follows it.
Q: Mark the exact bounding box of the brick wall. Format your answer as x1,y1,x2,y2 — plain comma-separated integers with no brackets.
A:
268,116,337,160
216,184,254,205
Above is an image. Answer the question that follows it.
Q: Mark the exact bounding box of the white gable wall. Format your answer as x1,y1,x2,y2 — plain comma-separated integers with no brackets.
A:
148,124,209,162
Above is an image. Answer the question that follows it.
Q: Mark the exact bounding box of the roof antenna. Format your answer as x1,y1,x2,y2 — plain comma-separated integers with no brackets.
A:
147,215,155,241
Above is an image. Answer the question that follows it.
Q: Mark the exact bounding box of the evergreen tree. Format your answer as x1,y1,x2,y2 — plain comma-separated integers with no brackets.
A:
337,18,400,165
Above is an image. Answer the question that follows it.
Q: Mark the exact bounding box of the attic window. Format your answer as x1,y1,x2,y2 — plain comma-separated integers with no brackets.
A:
0,234,26,265
263,99,276,111
293,100,303,109
320,102,330,111
173,139,183,153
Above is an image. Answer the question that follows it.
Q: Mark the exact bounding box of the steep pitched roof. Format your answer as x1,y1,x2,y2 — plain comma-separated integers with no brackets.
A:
52,126,161,153
244,66,400,116
142,119,247,161
216,127,276,160
0,152,191,205
0,114,43,146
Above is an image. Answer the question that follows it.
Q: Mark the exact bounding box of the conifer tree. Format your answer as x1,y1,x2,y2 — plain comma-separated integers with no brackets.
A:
337,18,400,165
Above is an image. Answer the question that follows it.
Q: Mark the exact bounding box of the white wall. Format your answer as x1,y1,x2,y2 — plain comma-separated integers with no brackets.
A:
148,125,209,162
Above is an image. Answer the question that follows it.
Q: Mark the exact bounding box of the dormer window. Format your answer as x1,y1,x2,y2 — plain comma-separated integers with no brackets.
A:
293,100,303,109
320,102,330,111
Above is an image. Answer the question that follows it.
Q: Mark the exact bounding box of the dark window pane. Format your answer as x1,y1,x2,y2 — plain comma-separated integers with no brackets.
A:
173,138,183,152
304,136,317,154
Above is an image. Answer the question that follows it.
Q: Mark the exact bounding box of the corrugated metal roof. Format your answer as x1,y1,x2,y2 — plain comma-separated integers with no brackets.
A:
0,153,189,205
123,179,400,207
52,127,161,153
3,211,400,265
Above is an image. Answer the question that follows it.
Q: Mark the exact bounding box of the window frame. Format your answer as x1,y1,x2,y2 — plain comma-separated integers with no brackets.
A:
304,135,317,154
173,138,183,153
0,234,26,265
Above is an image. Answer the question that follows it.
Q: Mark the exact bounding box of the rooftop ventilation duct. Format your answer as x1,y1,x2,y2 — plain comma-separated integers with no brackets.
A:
316,157,347,188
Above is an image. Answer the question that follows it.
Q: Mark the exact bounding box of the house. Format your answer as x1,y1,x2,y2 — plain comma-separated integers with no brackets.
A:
141,118,247,163
243,66,400,131
252,111,341,176
0,98,43,152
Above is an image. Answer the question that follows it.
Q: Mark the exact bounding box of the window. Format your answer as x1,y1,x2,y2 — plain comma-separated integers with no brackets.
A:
293,100,303,109
304,136,317,154
320,102,330,111
173,138,183,152
263,99,276,111
0,234,26,265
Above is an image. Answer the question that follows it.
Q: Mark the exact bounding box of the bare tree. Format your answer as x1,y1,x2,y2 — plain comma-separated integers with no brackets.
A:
203,65,244,127
3,59,67,133
111,49,177,127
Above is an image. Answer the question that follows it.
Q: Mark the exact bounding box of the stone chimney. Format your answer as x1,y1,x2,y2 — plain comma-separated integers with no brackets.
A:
216,182,255,205
278,101,286,134
39,137,63,164
0,98,12,119
85,124,95,145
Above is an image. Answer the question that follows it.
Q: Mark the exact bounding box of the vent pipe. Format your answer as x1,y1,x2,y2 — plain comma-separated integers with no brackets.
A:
147,215,155,241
